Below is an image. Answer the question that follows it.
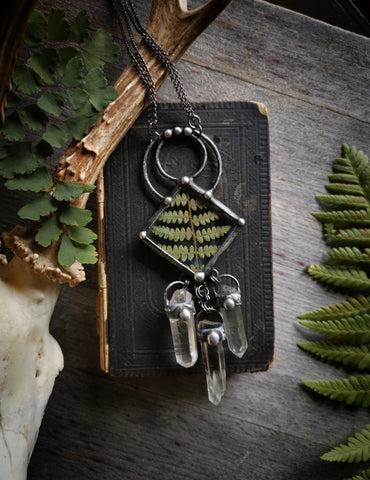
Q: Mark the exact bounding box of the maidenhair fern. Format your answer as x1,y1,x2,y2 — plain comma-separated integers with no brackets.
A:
0,8,119,266
298,145,370,479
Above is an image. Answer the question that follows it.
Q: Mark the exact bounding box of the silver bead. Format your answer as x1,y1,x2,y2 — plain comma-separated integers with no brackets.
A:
223,297,236,311
181,176,190,185
204,190,213,200
179,308,192,322
174,126,182,135
207,331,220,346
184,127,192,136
164,129,173,138
194,271,205,282
164,196,172,205
238,217,246,226
139,231,147,240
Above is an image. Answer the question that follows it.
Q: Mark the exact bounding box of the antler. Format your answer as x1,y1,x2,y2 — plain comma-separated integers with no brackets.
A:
3,0,232,286
0,0,37,124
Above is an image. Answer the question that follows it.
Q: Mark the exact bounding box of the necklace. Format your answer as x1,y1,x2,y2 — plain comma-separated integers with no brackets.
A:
112,0,248,405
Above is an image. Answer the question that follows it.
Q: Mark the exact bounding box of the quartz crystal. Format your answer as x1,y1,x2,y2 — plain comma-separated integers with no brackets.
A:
217,284,248,358
167,288,198,368
198,320,226,405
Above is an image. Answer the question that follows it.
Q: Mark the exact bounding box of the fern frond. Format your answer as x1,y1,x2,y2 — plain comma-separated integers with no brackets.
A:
327,247,370,265
312,209,370,227
299,315,370,343
297,342,370,369
344,467,370,480
321,424,370,463
326,228,370,248
303,375,370,407
317,195,368,210
298,295,370,321
307,265,370,292
325,183,364,196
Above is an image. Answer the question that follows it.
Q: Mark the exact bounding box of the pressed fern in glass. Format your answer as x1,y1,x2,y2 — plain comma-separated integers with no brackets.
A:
140,182,242,277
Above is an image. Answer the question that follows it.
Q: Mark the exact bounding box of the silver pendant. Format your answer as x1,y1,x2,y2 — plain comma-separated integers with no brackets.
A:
139,126,248,404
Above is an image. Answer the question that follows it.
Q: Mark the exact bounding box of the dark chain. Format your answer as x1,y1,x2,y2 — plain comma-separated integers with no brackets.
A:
111,0,158,137
112,0,202,137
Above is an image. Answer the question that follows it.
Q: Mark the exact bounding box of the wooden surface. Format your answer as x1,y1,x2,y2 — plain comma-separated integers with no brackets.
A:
0,0,369,478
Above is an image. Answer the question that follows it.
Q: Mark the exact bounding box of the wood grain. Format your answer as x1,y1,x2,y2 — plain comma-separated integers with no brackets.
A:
0,0,368,478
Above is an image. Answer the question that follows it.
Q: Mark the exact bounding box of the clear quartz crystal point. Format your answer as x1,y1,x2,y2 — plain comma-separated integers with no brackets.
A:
165,287,198,368
216,283,248,358
198,319,226,406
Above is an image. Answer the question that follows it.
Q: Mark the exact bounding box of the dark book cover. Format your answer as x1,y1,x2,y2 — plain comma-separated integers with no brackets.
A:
99,101,273,376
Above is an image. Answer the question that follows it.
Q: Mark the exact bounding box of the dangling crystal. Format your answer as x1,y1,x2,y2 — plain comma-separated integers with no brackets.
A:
216,282,248,358
165,287,198,368
197,317,226,405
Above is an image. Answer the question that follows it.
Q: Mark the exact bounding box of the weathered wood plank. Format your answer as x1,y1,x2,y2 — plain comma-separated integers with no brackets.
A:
0,0,367,478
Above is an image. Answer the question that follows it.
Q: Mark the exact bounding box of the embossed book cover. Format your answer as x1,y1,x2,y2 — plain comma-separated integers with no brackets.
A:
98,102,273,376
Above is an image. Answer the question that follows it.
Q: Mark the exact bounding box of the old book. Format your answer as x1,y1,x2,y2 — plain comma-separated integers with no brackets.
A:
97,101,273,376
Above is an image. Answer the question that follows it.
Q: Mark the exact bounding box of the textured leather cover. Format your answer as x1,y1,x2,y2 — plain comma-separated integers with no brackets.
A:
102,101,273,376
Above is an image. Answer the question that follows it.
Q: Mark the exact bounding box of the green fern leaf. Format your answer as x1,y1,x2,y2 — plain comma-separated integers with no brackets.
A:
27,48,59,85
325,183,364,196
0,111,25,141
193,211,220,225
298,342,370,369
47,8,70,42
321,424,370,462
58,234,97,266
307,265,370,292
35,215,62,247
24,10,47,46
327,228,370,248
195,225,231,243
299,315,370,343
158,209,189,224
312,209,370,228
303,375,370,407
18,193,57,221
344,467,370,480
327,247,370,265
298,295,370,321
5,167,53,192
328,173,359,184
317,195,368,210
59,206,92,227
342,145,370,203
70,10,91,43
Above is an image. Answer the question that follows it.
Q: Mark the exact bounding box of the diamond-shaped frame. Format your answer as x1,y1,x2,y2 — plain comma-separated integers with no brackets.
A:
139,179,244,278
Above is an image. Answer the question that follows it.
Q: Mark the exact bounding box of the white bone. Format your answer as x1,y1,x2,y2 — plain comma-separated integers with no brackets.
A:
0,256,63,479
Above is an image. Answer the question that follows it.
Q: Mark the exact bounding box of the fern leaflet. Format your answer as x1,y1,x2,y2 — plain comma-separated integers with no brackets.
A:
297,295,370,321
299,315,370,344
298,342,370,369
307,265,370,292
317,195,368,210
326,228,370,247
325,183,364,196
321,425,370,463
327,247,370,265
303,375,370,407
312,209,370,227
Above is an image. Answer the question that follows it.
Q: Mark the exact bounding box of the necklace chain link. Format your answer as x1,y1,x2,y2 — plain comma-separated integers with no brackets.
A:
112,0,201,138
